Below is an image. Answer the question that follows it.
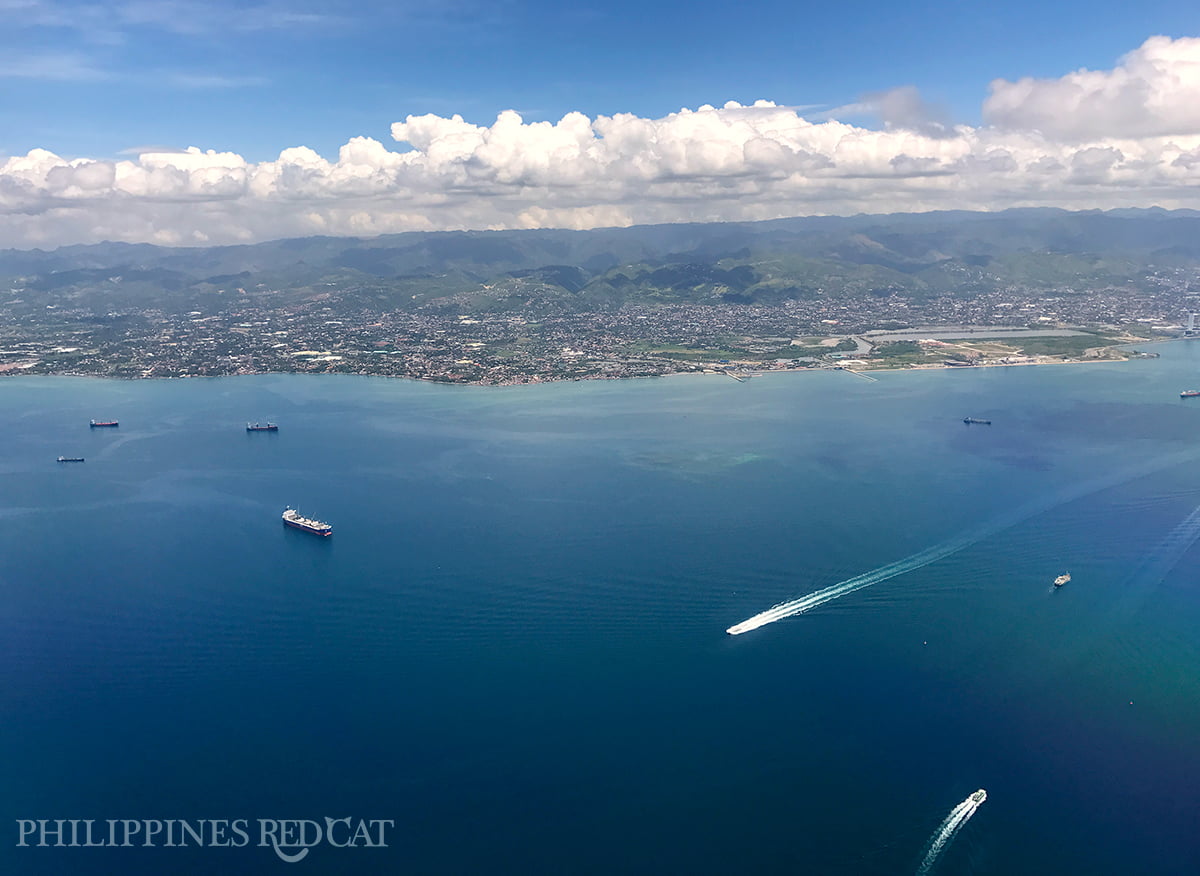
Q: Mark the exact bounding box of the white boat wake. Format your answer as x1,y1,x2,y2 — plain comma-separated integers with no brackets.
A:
915,789,986,876
726,529,984,634
727,450,1199,635
1132,500,1200,586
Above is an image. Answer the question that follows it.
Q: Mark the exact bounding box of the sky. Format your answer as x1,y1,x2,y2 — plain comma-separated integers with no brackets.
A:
2,0,1200,248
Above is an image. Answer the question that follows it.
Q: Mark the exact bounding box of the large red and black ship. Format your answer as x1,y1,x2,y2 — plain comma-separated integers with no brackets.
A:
90,419,118,427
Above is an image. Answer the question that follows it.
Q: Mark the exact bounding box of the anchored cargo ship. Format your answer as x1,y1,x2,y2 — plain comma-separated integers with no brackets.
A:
963,417,992,425
57,456,84,463
247,422,278,431
282,508,332,536
1181,390,1200,398
89,420,118,427
1054,572,1071,587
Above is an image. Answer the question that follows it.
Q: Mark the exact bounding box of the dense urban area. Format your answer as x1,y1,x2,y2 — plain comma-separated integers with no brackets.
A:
4,210,1200,383
1,276,1194,383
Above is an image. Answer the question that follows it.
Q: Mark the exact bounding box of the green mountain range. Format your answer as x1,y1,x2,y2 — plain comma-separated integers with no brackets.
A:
4,207,1199,316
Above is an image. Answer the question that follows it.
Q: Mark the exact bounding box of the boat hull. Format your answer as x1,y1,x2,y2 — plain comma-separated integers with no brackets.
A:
282,509,332,536
283,519,332,536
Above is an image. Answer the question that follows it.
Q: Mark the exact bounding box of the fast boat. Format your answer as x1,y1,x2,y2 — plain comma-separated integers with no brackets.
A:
282,508,332,536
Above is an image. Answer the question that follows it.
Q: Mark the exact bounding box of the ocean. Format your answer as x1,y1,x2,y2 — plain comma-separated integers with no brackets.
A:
2,344,1200,875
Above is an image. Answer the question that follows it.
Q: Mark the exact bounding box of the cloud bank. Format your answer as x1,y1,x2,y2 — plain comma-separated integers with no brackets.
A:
984,35,1200,140
4,35,1200,249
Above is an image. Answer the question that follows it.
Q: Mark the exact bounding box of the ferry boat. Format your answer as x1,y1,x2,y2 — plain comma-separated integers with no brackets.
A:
1181,390,1200,398
963,417,992,425
57,456,85,463
246,422,279,432
89,419,118,427
1054,572,1071,587
282,508,332,536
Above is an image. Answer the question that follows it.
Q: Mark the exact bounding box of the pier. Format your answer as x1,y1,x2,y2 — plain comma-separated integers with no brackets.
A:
835,367,878,381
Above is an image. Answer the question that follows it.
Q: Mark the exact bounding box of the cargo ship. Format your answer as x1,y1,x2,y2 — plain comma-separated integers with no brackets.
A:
246,422,279,431
1054,572,1071,587
89,419,118,427
282,508,332,536
1181,390,1200,398
963,417,992,425
57,456,85,463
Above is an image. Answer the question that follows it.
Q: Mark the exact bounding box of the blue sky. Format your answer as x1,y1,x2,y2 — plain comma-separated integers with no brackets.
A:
3,0,1199,160
4,0,1200,247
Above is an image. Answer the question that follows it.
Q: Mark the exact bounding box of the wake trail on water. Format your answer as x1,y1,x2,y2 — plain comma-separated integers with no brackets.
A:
726,531,982,634
1097,497,1200,634
1131,500,1200,587
915,790,986,876
727,449,1200,635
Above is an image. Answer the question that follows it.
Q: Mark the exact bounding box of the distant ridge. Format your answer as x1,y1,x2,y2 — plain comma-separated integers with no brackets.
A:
3,207,1199,316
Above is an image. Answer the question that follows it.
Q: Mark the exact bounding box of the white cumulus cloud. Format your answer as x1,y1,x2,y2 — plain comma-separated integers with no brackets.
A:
4,37,1200,249
985,35,1200,140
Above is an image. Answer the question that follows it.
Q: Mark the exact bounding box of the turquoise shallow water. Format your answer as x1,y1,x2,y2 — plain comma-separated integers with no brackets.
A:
2,344,1200,874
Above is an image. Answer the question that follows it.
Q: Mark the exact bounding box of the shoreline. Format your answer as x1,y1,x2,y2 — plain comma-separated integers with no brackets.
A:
2,328,1176,386
750,354,1131,379
0,350,1157,386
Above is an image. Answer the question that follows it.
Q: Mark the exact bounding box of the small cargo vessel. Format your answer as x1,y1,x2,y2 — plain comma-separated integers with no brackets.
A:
246,422,279,432
57,456,85,463
282,508,332,536
89,419,118,427
963,417,992,425
1181,390,1200,398
1054,572,1071,587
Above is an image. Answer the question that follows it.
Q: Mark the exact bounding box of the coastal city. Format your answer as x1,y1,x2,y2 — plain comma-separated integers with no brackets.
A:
9,13,1200,875
1,271,1195,384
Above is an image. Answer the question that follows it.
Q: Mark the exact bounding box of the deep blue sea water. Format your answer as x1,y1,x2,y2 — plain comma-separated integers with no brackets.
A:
2,344,1200,875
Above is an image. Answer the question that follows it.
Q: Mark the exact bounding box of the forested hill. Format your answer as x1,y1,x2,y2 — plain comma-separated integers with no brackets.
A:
4,207,1200,315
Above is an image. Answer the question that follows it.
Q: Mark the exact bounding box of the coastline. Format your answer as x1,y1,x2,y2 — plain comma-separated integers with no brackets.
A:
0,351,1151,386
2,322,1174,386
756,354,1132,379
